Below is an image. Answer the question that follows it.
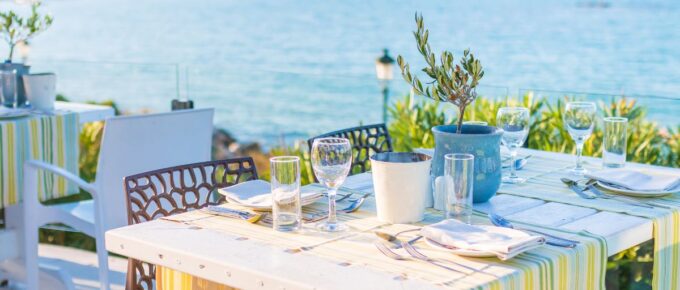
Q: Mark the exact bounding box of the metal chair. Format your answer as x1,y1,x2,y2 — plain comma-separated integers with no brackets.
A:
307,123,393,176
123,157,258,290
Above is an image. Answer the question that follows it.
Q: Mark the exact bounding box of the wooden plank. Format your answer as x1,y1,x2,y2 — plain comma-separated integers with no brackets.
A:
474,194,545,216
506,202,598,227
560,212,651,255
106,222,438,290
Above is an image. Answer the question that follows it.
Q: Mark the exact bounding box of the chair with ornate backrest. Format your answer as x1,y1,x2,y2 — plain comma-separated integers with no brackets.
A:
123,157,258,290
307,123,393,177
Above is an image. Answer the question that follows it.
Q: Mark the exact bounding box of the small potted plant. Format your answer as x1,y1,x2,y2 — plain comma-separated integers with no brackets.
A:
398,13,502,203
0,2,53,107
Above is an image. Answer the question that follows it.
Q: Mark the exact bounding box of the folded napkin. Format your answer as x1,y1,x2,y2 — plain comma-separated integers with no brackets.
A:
420,219,545,260
587,169,680,192
218,180,322,207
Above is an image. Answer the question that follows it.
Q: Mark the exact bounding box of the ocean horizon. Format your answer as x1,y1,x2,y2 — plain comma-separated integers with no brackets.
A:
2,0,678,145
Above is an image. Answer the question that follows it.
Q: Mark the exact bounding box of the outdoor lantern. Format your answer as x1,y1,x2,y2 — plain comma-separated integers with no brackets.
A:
375,48,395,82
17,40,30,63
375,48,395,123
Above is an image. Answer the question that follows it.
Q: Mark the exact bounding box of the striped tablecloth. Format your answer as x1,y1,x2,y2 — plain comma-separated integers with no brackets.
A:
155,184,608,290
496,154,680,290
0,112,80,208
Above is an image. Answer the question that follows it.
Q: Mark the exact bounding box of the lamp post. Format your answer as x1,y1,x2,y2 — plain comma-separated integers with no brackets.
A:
17,40,30,64
375,48,395,124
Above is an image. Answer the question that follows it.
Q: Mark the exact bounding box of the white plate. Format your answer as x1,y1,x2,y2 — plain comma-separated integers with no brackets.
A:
0,108,31,119
223,193,322,211
423,225,532,258
217,180,323,211
596,181,679,197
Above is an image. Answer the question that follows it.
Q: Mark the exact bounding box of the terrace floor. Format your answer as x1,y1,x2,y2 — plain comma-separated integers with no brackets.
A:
0,244,126,290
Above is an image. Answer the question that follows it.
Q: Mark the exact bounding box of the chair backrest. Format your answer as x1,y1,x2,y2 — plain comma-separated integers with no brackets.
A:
123,157,258,290
96,108,214,231
307,123,393,176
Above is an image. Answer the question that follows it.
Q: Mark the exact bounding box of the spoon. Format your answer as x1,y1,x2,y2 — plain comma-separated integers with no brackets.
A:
502,154,532,170
303,193,371,222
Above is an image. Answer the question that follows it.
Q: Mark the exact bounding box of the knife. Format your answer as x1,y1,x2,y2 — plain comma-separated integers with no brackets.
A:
202,206,263,223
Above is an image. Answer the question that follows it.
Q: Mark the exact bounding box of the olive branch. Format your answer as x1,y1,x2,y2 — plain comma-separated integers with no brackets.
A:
0,2,53,62
397,13,484,134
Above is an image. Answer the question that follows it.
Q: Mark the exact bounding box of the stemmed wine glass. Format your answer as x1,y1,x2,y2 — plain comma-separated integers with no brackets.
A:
564,102,597,175
497,107,530,184
311,137,352,232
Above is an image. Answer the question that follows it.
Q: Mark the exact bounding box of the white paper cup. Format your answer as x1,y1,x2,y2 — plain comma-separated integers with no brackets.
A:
23,73,56,111
370,152,432,224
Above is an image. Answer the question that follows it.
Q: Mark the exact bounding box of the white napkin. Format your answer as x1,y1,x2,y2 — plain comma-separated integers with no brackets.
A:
421,219,545,260
586,169,680,192
218,180,322,207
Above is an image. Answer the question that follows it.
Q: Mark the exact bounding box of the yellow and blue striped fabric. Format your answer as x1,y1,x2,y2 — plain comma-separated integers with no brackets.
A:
497,155,680,290
153,187,609,290
0,112,79,208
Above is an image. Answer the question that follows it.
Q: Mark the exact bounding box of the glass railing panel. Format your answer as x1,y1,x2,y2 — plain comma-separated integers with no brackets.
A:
29,60,179,111
518,88,680,127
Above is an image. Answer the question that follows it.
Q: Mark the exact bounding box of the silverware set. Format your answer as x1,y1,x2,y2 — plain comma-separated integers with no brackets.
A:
197,192,371,226
561,178,661,209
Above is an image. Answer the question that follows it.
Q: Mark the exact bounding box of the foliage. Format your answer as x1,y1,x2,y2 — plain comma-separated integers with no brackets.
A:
0,2,53,61
397,13,484,134
266,141,315,186
389,93,680,168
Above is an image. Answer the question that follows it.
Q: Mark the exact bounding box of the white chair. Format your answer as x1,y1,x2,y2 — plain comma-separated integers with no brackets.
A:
22,108,214,290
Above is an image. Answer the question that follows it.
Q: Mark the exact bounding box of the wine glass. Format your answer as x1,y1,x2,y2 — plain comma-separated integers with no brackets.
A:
564,102,597,175
497,107,530,184
311,137,352,232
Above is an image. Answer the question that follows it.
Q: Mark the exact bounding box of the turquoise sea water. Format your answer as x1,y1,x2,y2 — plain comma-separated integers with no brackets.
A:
3,0,679,144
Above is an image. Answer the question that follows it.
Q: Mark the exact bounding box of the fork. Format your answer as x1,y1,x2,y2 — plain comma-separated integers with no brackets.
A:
375,242,463,273
401,242,479,274
585,180,671,209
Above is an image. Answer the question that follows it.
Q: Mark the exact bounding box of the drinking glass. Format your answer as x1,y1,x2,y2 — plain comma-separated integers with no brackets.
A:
603,117,628,168
270,156,302,232
445,153,474,224
311,137,352,232
564,102,597,175
496,107,530,184
0,69,17,108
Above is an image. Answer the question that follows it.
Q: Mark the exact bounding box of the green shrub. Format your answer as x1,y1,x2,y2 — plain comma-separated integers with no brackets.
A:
388,93,680,168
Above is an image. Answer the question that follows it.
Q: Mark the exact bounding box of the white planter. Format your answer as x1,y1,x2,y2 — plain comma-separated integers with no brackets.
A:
23,73,56,111
370,152,432,224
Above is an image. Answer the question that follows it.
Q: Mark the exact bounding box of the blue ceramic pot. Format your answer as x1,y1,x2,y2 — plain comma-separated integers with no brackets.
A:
1,61,30,107
432,125,502,203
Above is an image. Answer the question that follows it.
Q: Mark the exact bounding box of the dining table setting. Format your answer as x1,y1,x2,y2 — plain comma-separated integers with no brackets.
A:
106,103,680,290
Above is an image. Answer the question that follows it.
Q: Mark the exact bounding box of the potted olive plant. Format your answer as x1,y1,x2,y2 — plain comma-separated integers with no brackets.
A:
398,13,502,203
0,2,53,106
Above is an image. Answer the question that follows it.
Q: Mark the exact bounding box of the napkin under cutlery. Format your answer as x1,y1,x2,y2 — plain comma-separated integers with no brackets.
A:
586,169,680,192
218,180,323,208
420,219,545,260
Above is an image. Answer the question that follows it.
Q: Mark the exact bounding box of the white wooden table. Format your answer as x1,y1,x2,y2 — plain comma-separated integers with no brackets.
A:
0,102,115,283
105,149,677,289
